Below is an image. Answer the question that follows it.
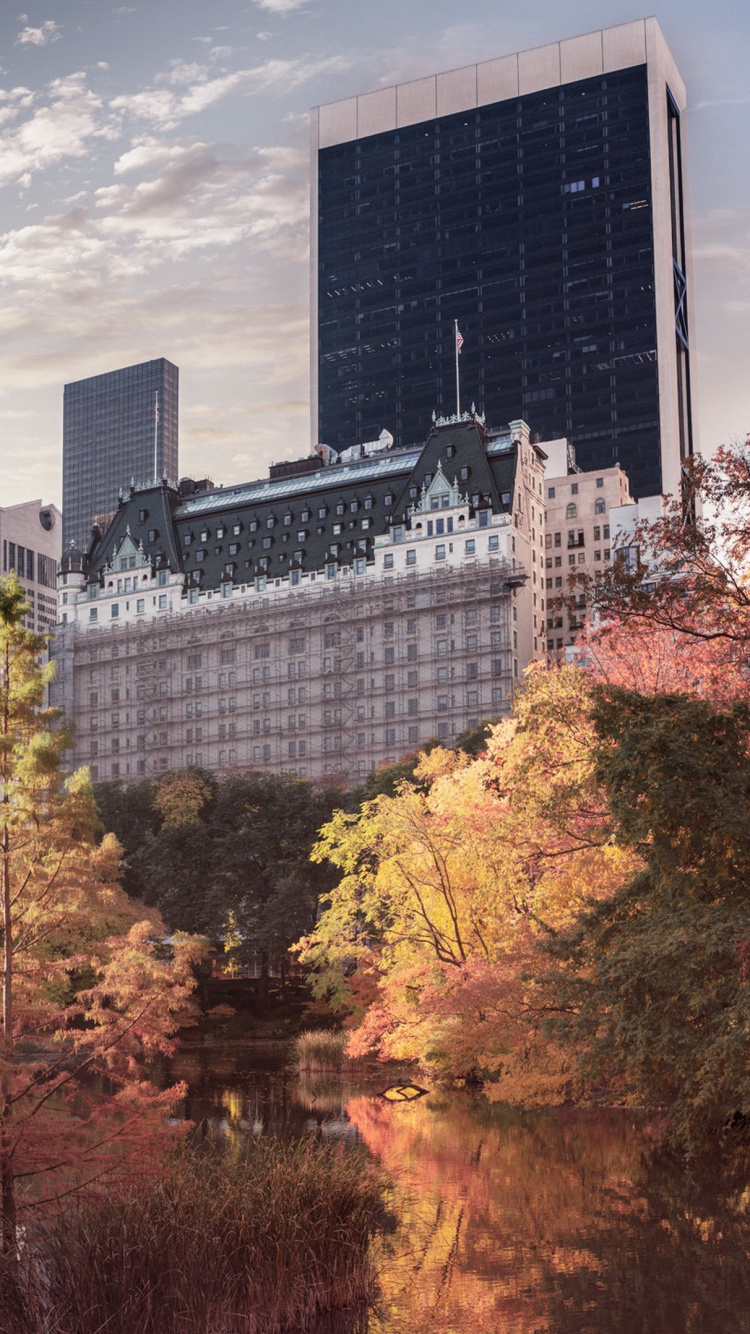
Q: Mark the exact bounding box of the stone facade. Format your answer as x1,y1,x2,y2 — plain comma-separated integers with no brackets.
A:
543,444,634,650
52,415,548,784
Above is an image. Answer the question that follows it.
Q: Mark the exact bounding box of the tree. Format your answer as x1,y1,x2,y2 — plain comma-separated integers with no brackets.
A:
298,667,632,1098
584,442,750,661
0,574,203,1253
210,774,341,1003
548,686,750,1149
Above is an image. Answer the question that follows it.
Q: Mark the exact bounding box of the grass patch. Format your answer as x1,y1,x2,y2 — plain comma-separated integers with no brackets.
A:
1,1139,385,1334
295,1029,349,1073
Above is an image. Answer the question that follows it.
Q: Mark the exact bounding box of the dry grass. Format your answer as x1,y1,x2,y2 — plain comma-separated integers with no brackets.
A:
295,1029,349,1073
1,1139,384,1334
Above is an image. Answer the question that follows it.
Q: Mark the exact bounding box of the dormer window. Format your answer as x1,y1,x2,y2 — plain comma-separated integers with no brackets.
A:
233,522,241,535
384,493,393,507
200,530,209,542
301,509,311,522
284,513,293,526
139,509,148,523
335,502,345,516
148,529,158,542
318,506,327,519
446,444,455,459
250,519,258,532
183,533,192,546
350,499,359,513
266,516,275,529
409,486,418,500
216,526,226,538
364,496,373,510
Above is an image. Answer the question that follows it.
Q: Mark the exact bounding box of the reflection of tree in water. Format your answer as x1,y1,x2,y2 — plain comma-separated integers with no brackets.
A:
346,1094,750,1334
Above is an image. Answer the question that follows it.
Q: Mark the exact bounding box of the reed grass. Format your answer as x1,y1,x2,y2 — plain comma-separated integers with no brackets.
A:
295,1029,349,1073
1,1139,384,1334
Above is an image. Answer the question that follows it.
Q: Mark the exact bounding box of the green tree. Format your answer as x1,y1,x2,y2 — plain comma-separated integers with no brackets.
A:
550,687,750,1149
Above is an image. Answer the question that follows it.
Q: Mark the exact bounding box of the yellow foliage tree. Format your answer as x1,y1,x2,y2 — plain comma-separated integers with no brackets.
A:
298,665,638,1103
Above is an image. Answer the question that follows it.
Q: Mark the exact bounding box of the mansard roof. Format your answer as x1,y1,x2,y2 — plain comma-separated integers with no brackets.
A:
84,414,526,590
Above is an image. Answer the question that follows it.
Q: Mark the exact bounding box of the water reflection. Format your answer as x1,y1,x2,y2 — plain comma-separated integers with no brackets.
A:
172,1041,750,1333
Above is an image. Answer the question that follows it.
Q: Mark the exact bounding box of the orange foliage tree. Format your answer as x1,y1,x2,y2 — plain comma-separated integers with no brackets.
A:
1,575,204,1254
298,665,637,1102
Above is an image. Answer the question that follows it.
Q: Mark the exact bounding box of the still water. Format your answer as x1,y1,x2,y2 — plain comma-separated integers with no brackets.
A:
171,1039,750,1334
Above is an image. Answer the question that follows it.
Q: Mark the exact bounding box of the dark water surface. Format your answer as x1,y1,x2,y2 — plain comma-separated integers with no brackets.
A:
171,1039,750,1333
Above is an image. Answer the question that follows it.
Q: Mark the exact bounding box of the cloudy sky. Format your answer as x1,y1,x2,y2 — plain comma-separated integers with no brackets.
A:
0,0,748,508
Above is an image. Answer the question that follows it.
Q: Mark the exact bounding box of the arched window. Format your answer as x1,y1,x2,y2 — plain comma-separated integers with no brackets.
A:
595,498,605,514
566,502,577,519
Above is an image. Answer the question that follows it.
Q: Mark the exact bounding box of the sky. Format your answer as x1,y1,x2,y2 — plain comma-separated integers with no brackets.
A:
0,0,748,509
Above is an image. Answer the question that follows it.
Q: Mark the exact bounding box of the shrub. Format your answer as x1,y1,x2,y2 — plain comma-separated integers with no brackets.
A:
295,1029,349,1072
2,1140,385,1334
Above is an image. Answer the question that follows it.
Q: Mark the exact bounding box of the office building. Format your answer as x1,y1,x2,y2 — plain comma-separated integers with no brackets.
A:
52,412,547,785
543,441,633,650
0,499,62,633
63,359,179,552
312,18,695,500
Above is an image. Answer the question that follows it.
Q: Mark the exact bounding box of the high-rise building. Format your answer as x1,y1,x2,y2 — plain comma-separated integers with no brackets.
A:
62,359,179,552
311,18,695,500
0,499,61,633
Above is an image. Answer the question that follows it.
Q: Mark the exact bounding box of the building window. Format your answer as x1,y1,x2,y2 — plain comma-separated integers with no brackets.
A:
111,603,119,618
596,477,604,488
435,545,446,561
465,539,475,555
548,487,555,499
384,553,394,570
566,503,577,519
595,498,605,514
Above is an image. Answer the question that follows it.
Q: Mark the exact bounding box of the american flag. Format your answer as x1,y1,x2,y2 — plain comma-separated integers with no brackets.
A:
456,326,464,354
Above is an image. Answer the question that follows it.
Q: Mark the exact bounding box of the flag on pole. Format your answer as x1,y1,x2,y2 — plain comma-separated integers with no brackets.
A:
456,326,464,354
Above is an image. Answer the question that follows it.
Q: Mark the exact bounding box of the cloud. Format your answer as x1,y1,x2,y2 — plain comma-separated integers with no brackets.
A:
16,19,61,46
110,55,353,129
0,73,115,189
253,0,307,11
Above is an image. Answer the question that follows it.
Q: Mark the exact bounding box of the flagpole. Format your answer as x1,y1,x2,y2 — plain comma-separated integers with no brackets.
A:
153,391,159,481
454,319,460,416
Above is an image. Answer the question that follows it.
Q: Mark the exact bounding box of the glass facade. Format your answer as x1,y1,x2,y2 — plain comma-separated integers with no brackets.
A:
63,358,179,550
318,65,666,499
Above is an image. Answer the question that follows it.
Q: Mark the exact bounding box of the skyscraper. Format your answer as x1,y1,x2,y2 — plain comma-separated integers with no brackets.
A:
62,358,179,551
311,18,695,499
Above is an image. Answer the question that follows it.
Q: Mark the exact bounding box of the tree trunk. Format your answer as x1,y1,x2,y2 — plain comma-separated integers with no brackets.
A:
1,821,16,1259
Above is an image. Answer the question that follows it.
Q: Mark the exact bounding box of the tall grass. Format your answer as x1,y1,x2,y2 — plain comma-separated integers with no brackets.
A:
1,1139,384,1334
295,1029,349,1073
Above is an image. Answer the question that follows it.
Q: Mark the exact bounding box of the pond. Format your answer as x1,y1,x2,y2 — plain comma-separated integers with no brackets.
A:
170,1038,750,1334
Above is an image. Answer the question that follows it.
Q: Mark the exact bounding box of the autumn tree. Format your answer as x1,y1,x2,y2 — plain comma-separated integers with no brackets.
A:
299,666,634,1099
0,574,203,1253
583,442,750,664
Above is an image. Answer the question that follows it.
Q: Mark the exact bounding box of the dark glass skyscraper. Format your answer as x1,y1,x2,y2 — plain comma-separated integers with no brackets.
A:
62,358,179,551
312,19,695,499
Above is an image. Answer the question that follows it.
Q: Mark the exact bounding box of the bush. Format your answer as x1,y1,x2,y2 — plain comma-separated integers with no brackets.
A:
3,1140,384,1334
295,1029,349,1072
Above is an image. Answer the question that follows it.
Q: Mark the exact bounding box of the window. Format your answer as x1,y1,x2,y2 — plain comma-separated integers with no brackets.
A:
158,594,167,609
111,603,119,619
566,503,577,519
465,539,475,555
435,545,446,561
571,484,578,495
596,477,604,488
384,553,394,570
437,696,448,712
595,498,605,514
548,487,556,499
